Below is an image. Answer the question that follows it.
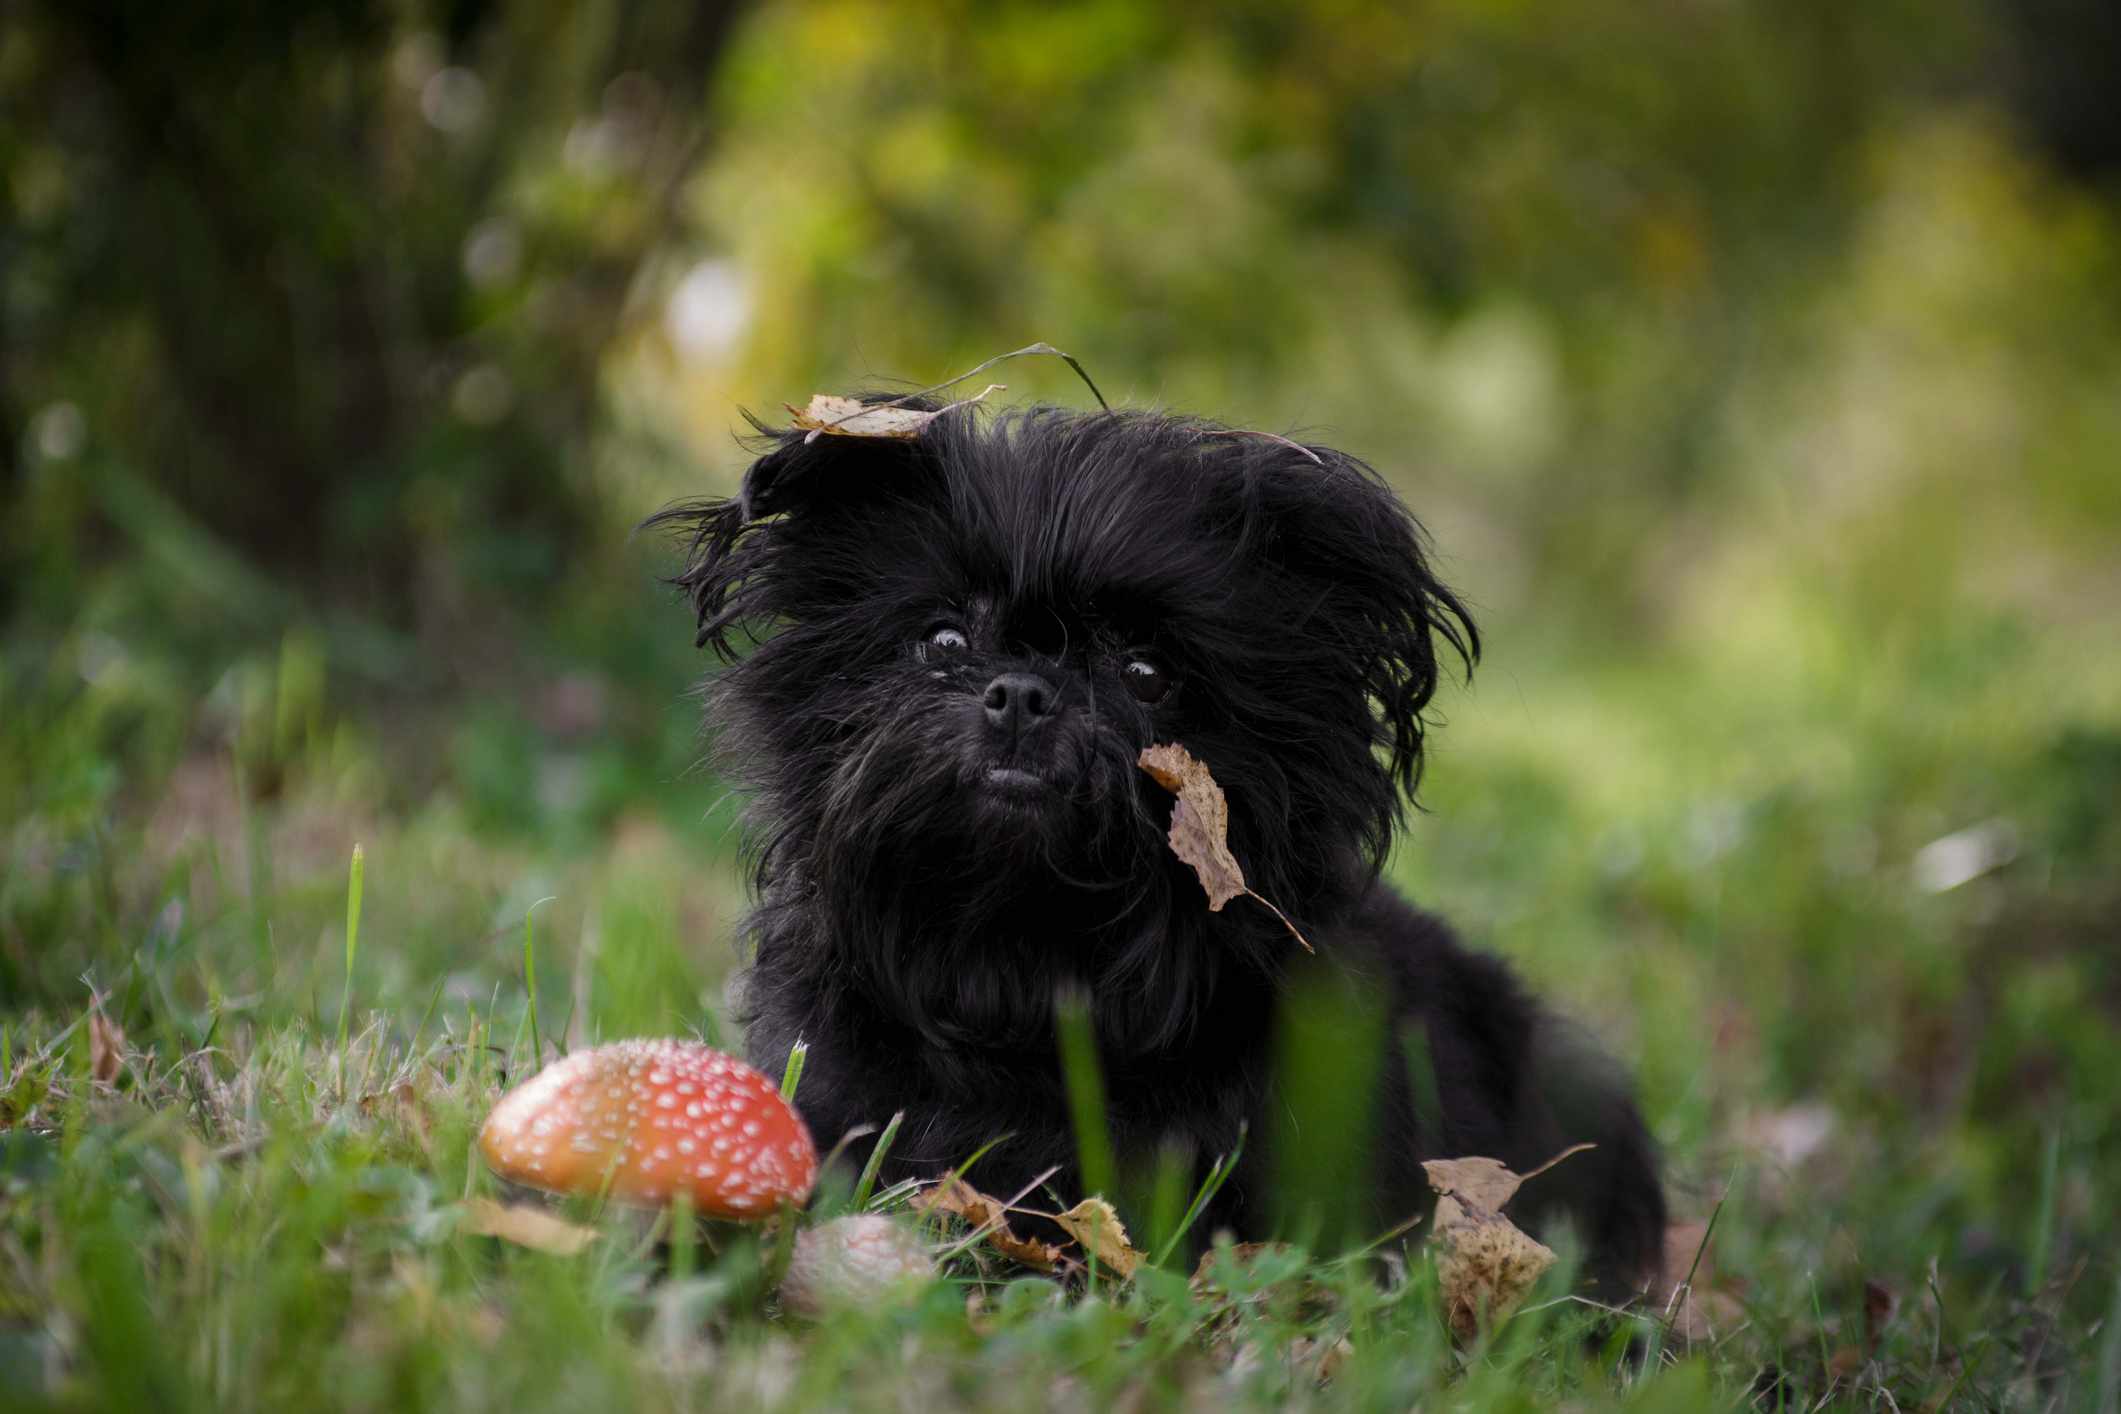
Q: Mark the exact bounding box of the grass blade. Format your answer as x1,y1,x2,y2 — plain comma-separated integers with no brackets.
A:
2027,1125,2061,1294
2096,1270,2121,1414
1053,987,1115,1201
780,1037,808,1102
854,1109,905,1210
335,844,364,1058
1151,1123,1246,1269
523,896,555,1071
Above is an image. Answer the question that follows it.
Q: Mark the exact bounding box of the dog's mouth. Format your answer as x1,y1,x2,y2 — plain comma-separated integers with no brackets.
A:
981,765,1049,793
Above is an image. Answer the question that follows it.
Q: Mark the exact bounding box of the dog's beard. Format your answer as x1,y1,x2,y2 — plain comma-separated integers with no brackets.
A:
752,672,1242,1057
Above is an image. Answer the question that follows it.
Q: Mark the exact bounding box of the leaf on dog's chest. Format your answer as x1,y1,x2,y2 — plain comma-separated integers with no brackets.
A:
1421,1143,1594,1342
1137,743,1315,952
1052,1197,1144,1278
1137,743,1245,911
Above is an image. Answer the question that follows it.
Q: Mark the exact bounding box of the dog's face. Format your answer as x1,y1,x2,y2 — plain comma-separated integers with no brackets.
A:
661,406,1473,1052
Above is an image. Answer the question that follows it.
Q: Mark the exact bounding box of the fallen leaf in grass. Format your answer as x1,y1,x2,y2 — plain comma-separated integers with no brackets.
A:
1191,1240,1341,1337
990,1227,1068,1273
916,1175,1000,1226
1433,1212,1554,1343
88,1008,126,1085
1423,1144,1594,1342
461,1198,597,1256
787,384,1002,442
918,1176,1066,1273
1420,1155,1534,1214
1137,743,1314,952
1191,1240,1299,1292
1052,1197,1143,1278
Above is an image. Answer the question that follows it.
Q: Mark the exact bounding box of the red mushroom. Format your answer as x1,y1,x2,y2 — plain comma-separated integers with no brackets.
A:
478,1039,817,1217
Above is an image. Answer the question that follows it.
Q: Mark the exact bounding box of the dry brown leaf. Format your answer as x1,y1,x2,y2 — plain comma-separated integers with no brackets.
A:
1420,1155,1528,1214
1433,1219,1555,1343
461,1197,598,1256
1190,1240,1294,1292
990,1227,1068,1273
787,385,1001,442
1052,1197,1143,1279
916,1176,1001,1227
88,1008,127,1085
918,1177,1066,1273
1137,743,1244,909
1422,1144,1595,1342
1137,743,1314,952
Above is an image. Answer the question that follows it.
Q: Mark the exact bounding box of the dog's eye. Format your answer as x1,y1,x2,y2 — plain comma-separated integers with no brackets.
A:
1123,656,1171,704
926,625,969,653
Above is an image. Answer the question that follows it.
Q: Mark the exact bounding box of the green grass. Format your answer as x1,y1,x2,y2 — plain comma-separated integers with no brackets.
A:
2,590,2116,1411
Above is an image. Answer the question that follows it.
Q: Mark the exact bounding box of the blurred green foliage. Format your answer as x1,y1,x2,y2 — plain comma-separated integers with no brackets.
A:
4,0,2120,1405
4,0,744,636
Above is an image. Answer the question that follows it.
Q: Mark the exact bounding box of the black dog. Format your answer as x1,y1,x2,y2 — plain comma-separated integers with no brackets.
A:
656,403,1664,1285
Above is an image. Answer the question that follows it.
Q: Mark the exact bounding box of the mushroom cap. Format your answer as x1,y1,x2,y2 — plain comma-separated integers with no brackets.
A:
478,1039,817,1218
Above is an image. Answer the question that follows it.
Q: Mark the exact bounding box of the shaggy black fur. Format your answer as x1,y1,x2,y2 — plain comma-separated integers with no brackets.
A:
653,403,1665,1285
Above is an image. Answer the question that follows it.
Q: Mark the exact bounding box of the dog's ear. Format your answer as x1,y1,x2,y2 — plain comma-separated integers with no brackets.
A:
647,403,943,659
1251,442,1479,802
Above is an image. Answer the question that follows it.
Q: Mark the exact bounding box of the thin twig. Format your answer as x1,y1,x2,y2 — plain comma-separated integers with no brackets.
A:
1193,426,1325,465
1241,887,1316,953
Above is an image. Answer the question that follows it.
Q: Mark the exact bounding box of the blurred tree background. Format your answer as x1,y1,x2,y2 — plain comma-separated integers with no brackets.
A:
4,0,2120,1375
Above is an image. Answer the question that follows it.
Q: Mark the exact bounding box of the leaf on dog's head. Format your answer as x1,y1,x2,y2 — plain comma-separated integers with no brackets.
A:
1052,1197,1143,1279
786,385,1002,442
787,395,932,440
1421,1144,1593,1342
1137,744,1315,952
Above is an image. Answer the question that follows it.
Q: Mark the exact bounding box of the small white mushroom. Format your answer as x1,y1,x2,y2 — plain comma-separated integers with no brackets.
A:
779,1215,937,1319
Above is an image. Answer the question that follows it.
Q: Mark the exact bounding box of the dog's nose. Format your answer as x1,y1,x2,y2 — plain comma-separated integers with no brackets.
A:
983,672,1057,735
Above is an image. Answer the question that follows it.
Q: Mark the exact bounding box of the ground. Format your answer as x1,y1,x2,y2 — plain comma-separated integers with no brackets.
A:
4,586,2115,1412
